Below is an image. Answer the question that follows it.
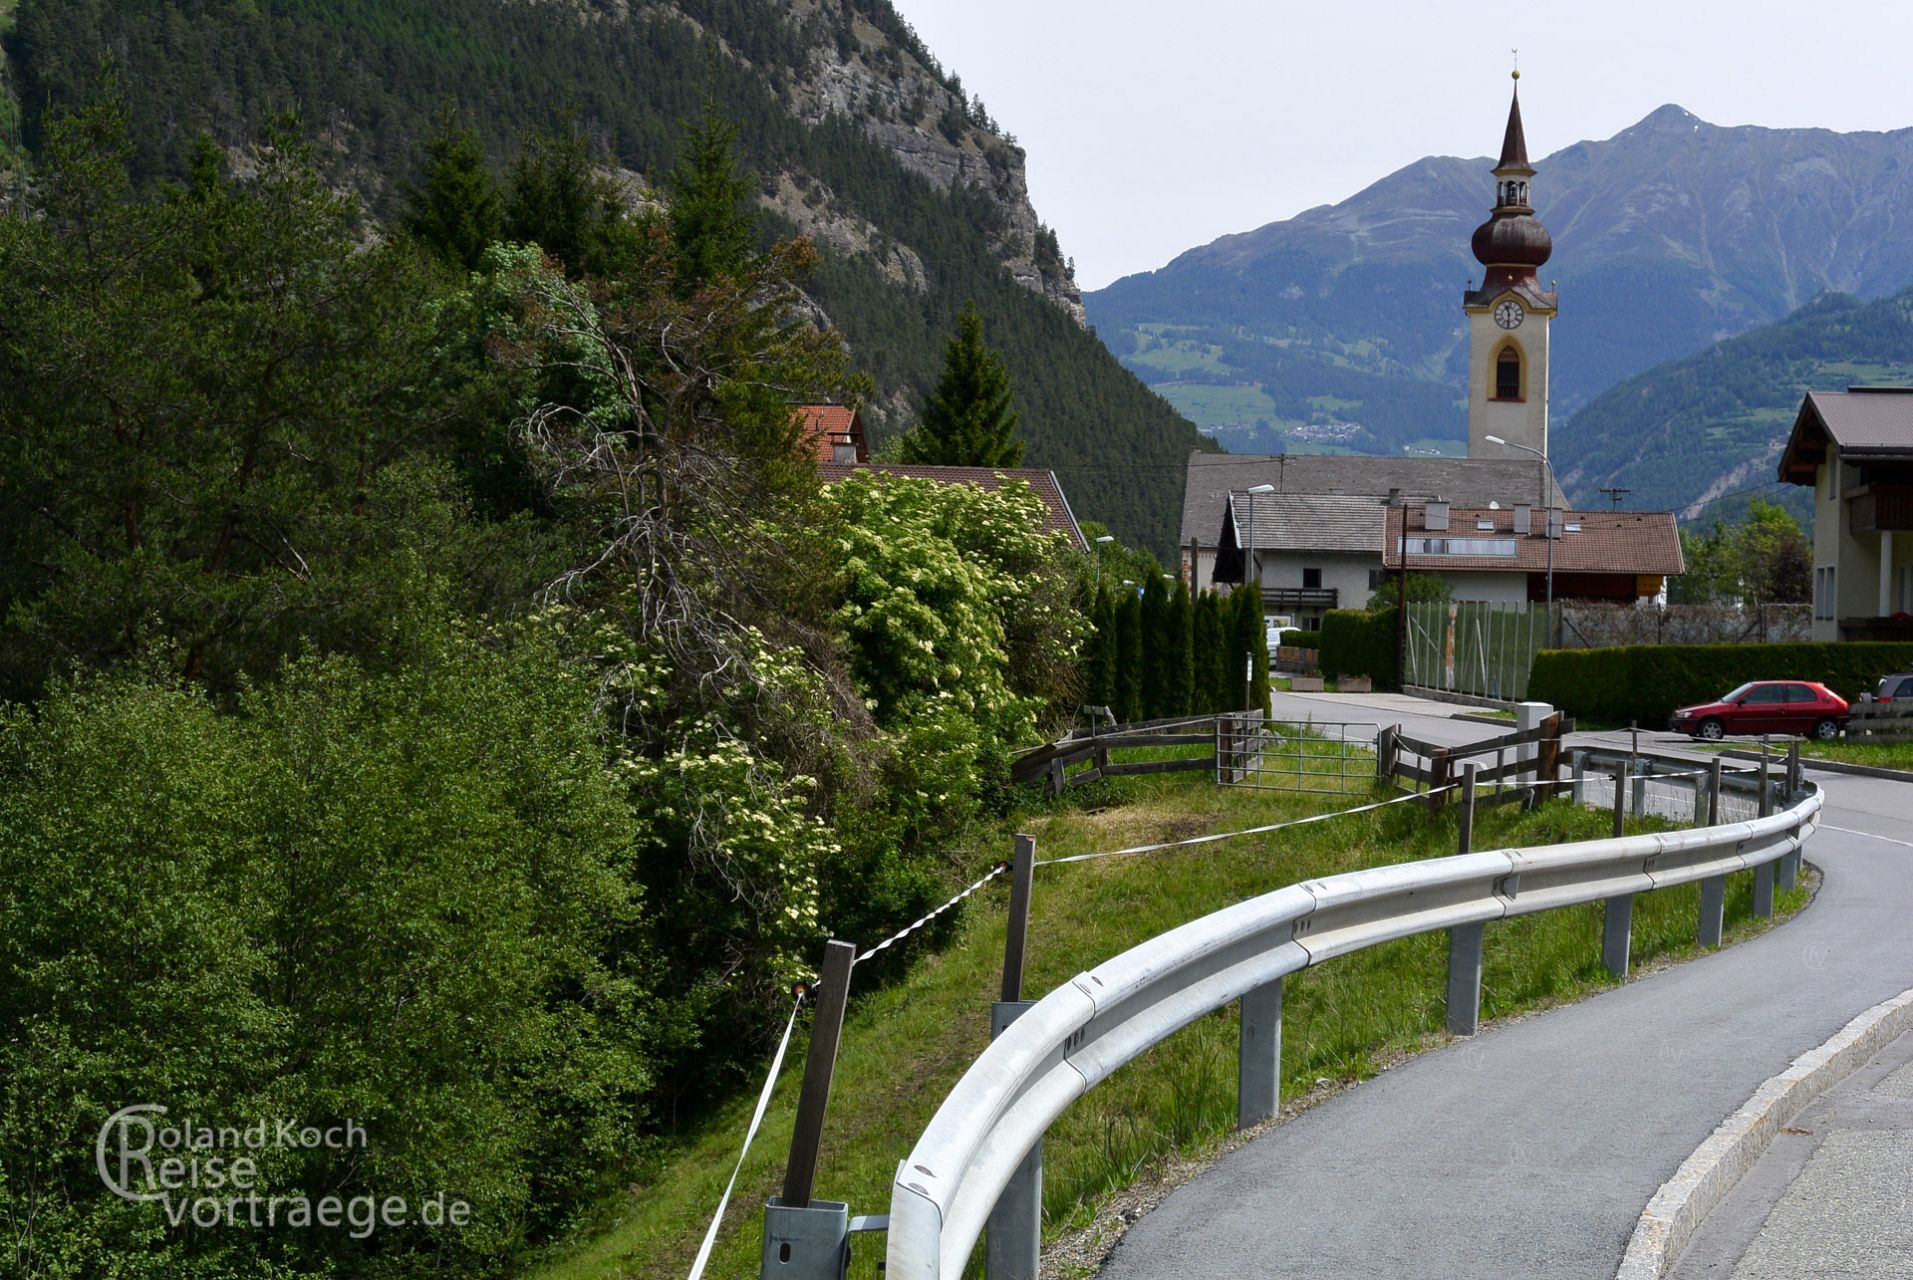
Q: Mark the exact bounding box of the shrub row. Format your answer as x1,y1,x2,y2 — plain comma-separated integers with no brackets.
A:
1528,641,1913,726
1320,607,1399,690
1284,629,1322,651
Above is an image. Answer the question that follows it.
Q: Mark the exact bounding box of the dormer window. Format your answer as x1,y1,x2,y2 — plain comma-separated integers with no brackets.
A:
1495,345,1523,401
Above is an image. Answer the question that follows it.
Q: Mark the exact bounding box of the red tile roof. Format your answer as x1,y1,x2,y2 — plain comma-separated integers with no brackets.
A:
1381,505,1684,575
795,404,867,464
818,462,1089,551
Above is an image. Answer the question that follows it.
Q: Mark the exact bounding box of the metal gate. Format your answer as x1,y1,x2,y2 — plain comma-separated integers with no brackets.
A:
1215,713,1378,795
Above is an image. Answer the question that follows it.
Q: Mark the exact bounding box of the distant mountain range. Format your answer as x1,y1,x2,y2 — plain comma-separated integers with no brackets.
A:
1086,105,1913,500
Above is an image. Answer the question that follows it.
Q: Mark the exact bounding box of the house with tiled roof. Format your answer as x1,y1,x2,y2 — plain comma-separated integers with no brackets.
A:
1778,386,1913,641
795,404,868,464
818,462,1089,552
1379,503,1684,603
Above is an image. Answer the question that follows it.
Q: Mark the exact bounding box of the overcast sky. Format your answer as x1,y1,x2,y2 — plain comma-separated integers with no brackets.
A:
887,1,1913,291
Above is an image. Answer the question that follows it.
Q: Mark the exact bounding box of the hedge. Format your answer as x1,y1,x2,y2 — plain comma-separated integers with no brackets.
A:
1320,607,1399,690
1527,642,1913,727
1284,630,1322,651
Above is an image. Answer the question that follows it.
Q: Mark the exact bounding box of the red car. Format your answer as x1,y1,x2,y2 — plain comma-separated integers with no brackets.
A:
1669,681,1849,741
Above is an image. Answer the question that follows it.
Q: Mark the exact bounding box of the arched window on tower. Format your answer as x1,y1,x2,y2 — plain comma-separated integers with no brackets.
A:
1495,345,1523,401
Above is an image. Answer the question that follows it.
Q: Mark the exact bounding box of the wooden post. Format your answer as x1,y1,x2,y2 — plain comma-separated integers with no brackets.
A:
782,940,857,1209
1537,712,1563,803
1458,762,1477,856
1001,836,1036,1002
1612,761,1628,838
1787,739,1802,801
1430,752,1451,815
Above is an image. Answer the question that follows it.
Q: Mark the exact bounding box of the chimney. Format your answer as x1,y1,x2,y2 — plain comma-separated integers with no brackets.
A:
1514,505,1532,534
1426,501,1450,531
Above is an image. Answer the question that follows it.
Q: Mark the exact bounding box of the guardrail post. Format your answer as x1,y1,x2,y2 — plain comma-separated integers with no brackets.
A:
1001,835,1036,1002
985,1000,1042,1280
764,940,857,1280
1698,876,1726,948
1612,761,1628,838
1571,749,1587,805
1446,921,1484,1036
1603,894,1634,979
1707,758,1722,826
1754,860,1775,919
1237,978,1284,1129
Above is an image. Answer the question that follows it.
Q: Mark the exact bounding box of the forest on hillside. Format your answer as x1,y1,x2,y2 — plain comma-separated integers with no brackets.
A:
2,0,1211,553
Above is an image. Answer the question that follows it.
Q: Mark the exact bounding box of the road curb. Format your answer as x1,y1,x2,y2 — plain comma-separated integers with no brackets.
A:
1719,747,1913,785
1614,985,1913,1280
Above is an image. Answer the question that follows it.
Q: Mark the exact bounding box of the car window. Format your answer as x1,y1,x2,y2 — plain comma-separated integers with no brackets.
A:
1742,685,1785,705
1899,678,1913,699
1723,682,1758,703
1785,685,1817,703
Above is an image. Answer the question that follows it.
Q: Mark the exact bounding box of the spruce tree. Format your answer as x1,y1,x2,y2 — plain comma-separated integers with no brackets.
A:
401,100,502,272
668,105,757,290
1166,578,1194,717
1230,587,1259,711
897,301,1024,467
504,113,640,281
1081,584,1115,712
1114,590,1144,723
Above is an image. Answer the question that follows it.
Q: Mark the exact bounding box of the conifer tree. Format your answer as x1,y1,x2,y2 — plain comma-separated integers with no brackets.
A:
1114,589,1143,723
897,301,1024,467
1166,578,1194,717
401,100,502,272
1080,583,1114,711
1230,587,1259,711
505,112,640,281
1191,589,1223,712
1139,572,1168,718
668,104,757,290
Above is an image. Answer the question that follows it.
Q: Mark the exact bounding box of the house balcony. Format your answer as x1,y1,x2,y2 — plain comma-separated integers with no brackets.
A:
1258,586,1339,611
1847,484,1913,535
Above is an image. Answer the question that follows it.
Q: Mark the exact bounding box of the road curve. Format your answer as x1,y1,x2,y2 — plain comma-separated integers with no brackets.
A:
1097,694,1913,1280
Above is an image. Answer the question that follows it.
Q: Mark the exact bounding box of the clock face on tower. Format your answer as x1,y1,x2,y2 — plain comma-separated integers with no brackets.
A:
1493,300,1524,330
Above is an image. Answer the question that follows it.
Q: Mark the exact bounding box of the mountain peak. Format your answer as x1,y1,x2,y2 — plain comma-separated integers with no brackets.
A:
1628,103,1706,133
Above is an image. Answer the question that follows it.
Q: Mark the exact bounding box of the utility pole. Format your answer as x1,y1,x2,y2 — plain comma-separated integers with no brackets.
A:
1600,487,1630,511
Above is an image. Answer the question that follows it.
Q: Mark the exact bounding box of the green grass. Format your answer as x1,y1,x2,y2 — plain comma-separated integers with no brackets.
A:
1802,738,1913,770
526,768,1806,1280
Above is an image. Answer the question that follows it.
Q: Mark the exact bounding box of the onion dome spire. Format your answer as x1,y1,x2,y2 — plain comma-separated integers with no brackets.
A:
1471,69,1551,284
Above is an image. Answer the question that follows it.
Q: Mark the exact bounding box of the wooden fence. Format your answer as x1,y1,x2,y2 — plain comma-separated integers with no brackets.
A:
1377,711,1570,811
1846,700,1913,743
1010,714,1224,795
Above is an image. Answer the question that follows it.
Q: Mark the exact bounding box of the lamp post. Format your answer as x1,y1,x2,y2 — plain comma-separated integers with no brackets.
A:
1092,533,1115,593
1243,483,1274,617
1485,434,1555,640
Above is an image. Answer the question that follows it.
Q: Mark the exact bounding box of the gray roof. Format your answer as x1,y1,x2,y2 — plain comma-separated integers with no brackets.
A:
1225,492,1390,555
1180,451,1563,549
1779,387,1913,483
1806,388,1913,451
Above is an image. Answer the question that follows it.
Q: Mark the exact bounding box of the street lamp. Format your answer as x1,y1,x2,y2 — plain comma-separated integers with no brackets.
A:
1243,483,1275,616
1484,434,1555,635
1092,533,1115,593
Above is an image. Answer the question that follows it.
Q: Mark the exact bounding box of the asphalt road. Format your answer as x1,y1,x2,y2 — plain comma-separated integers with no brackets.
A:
1097,691,1913,1280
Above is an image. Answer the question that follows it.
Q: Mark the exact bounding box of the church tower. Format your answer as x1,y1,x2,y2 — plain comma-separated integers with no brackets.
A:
1464,71,1557,461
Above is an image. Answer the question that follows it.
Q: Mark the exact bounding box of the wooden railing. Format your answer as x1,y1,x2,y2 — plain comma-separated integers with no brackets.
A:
1377,712,1570,810
1846,700,1913,743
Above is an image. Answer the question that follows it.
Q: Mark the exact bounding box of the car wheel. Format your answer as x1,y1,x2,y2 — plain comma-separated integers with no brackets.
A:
1813,717,1839,741
1697,718,1725,741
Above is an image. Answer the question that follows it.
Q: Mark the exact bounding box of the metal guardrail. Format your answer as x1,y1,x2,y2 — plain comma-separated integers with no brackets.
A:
883,774,1823,1278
